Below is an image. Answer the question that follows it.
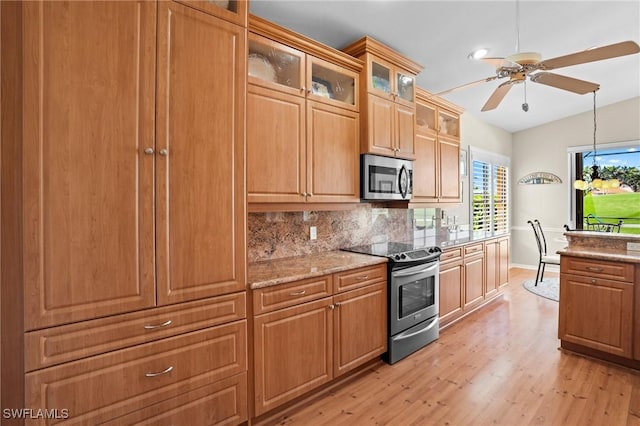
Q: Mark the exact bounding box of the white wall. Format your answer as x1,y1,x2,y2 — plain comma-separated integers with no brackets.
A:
511,97,640,267
442,112,513,225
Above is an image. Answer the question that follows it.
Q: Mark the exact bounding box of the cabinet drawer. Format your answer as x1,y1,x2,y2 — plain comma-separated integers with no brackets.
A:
25,292,246,372
25,321,247,425
253,275,332,314
464,243,484,256
333,264,386,293
561,256,634,282
101,372,248,426
440,247,462,263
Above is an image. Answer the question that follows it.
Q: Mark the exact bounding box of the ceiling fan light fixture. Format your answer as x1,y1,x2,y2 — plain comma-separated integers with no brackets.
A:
468,48,489,60
506,51,542,65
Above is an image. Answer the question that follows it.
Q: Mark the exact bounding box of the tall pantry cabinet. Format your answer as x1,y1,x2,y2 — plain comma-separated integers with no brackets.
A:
1,1,248,424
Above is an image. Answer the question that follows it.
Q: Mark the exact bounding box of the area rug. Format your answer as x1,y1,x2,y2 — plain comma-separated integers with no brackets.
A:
522,278,559,302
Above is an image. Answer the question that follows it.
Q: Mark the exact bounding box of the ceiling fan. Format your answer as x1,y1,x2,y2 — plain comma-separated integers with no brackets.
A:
435,3,640,112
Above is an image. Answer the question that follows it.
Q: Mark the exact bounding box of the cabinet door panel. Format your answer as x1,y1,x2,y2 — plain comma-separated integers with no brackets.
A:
464,256,484,308
307,100,360,203
333,283,386,377
439,136,461,201
559,274,633,358
413,132,437,200
22,1,157,329
367,95,395,155
439,262,463,326
395,104,416,160
498,238,509,287
247,85,306,203
156,2,246,305
254,298,333,416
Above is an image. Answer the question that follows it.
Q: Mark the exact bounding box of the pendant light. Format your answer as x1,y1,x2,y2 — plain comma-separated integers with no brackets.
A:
573,91,620,191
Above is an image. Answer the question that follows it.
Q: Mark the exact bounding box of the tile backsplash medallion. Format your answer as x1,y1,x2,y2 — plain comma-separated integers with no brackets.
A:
248,205,416,263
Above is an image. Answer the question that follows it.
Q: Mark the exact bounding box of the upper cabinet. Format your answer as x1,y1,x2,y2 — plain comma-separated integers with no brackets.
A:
412,88,464,204
342,37,423,160
247,16,362,208
22,0,246,329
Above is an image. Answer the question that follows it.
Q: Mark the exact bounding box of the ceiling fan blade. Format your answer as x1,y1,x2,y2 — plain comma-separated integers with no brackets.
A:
481,82,513,112
433,76,499,97
538,40,640,70
530,72,600,94
481,57,520,70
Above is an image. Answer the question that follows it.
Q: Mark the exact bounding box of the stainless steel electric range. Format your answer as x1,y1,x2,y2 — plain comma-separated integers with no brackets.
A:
342,242,442,364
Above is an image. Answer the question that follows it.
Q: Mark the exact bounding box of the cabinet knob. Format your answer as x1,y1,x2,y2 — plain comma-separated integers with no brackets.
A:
308,192,313,197
591,279,597,284
159,148,168,156
334,302,341,308
328,304,335,310
302,192,308,197
301,86,306,93
144,147,154,155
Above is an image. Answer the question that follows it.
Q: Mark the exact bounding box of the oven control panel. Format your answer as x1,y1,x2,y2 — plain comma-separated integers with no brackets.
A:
392,246,441,263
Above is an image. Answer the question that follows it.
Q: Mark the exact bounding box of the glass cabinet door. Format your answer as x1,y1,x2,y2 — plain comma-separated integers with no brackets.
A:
309,58,358,110
177,0,247,26
248,33,305,96
438,109,460,138
369,58,392,96
416,102,436,134
396,72,415,104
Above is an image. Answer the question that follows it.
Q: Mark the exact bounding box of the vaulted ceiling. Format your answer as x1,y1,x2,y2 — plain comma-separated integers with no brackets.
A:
250,1,640,133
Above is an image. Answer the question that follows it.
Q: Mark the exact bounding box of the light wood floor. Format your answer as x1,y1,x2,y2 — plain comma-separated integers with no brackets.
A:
265,268,640,426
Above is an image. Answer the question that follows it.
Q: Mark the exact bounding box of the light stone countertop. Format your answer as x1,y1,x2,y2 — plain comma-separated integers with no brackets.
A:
248,250,388,289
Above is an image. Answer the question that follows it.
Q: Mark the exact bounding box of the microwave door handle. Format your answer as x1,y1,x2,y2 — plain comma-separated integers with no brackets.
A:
393,262,439,277
398,165,408,198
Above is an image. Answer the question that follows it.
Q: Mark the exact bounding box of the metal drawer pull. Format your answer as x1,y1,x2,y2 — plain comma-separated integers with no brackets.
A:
289,290,306,296
145,366,173,377
586,267,604,272
356,275,369,280
144,320,172,330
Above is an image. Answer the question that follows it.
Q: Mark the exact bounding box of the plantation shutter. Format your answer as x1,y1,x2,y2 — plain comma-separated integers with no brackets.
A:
472,160,491,231
470,147,510,233
493,164,509,232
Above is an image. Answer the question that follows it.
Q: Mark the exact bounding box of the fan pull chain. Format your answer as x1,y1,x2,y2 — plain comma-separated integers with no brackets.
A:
522,80,529,112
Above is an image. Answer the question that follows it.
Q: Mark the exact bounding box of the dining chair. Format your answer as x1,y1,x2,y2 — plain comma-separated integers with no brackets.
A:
584,214,623,232
527,220,561,286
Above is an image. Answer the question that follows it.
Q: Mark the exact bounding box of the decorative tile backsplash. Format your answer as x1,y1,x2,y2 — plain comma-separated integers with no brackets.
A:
248,206,416,263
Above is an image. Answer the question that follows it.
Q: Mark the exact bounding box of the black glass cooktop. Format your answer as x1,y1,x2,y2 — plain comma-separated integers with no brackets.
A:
342,242,415,257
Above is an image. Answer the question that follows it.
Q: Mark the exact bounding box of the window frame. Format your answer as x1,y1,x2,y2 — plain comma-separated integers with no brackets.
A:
469,147,510,233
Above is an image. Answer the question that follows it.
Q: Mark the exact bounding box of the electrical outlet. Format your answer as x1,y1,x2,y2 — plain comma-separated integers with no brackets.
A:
310,226,317,241
628,242,640,252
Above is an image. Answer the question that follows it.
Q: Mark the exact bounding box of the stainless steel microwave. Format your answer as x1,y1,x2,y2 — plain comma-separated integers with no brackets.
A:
361,154,413,201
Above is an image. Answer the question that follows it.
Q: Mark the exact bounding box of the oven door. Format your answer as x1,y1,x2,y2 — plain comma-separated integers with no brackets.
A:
390,260,439,336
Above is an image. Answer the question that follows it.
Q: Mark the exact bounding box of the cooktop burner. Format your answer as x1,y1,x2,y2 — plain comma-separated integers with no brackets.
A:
342,241,441,265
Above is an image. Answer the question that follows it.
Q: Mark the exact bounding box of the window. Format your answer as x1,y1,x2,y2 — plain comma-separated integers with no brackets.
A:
470,147,510,233
568,140,640,233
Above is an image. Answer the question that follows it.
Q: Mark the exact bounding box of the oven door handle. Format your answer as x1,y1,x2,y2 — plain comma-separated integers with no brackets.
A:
393,262,438,277
394,316,438,340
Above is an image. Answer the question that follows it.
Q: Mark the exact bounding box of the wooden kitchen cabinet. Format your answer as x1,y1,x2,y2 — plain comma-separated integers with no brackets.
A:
11,1,249,422
343,37,423,160
253,297,334,416
333,282,387,377
484,237,510,298
463,245,485,310
559,256,634,359
439,248,464,327
22,0,246,329
412,89,463,204
247,20,361,208
253,265,387,417
498,237,510,287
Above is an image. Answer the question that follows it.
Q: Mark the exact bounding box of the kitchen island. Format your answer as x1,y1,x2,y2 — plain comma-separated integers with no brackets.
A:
557,231,640,369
